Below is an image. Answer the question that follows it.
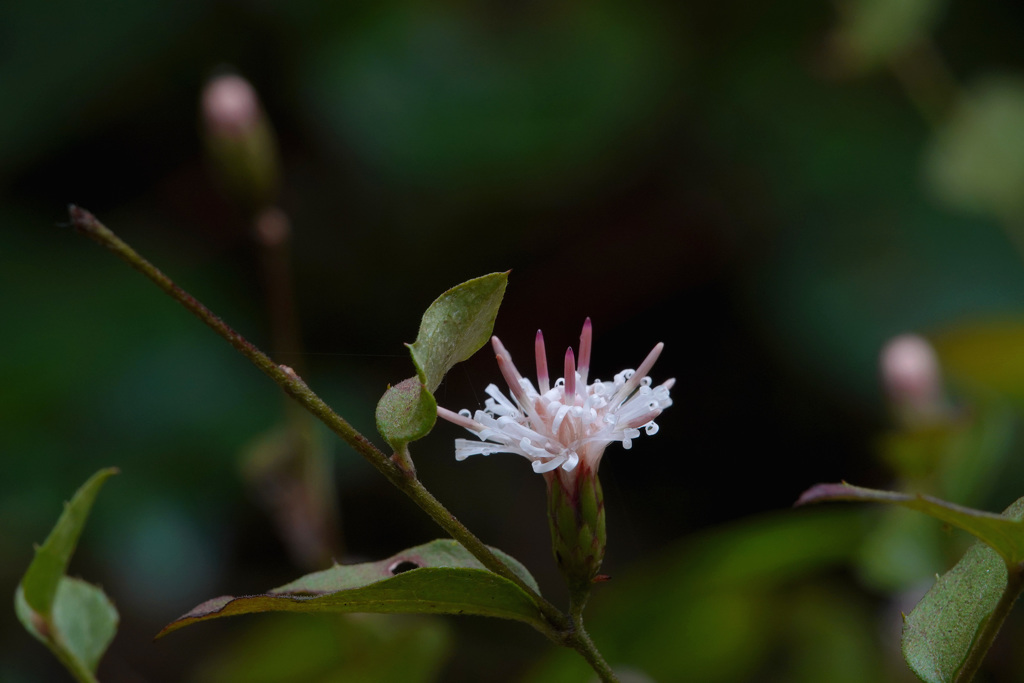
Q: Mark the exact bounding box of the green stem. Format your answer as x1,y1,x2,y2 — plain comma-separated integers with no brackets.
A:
565,593,619,683
47,639,100,683
68,205,568,633
953,561,1024,683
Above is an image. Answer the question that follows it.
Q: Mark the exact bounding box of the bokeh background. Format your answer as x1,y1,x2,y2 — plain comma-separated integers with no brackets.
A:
6,0,1024,681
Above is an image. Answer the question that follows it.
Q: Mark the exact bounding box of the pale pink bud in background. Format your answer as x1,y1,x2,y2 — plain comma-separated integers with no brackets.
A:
202,74,261,139
200,72,279,208
880,334,948,426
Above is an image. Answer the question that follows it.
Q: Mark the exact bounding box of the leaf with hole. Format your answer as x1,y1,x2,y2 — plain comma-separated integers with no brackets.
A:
15,468,119,680
158,539,546,638
796,482,1024,564
901,496,1024,683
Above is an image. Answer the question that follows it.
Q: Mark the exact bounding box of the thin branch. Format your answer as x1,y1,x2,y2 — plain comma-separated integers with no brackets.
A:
67,205,568,632
566,594,620,683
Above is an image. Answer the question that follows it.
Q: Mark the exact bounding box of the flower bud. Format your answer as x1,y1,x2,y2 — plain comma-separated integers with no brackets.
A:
880,334,949,427
546,464,606,594
201,73,279,210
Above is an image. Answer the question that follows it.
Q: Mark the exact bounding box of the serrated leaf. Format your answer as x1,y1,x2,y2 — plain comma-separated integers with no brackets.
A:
375,377,437,449
21,468,118,615
901,496,1024,683
159,539,545,638
796,483,1024,564
408,272,508,392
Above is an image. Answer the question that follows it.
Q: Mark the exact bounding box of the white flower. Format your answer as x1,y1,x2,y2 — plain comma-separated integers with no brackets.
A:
437,319,673,475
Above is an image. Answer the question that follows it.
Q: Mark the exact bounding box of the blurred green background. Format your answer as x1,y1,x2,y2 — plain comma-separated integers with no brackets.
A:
7,0,1024,680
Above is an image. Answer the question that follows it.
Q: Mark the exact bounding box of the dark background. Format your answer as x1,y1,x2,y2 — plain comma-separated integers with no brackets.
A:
6,0,1024,681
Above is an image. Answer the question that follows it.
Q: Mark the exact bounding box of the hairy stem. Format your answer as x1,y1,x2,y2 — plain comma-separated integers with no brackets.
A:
954,561,1024,683
565,593,619,683
67,205,568,632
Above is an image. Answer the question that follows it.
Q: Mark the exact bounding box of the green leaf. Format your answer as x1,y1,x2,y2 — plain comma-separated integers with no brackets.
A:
832,0,946,72
926,77,1024,221
15,468,119,681
191,613,452,683
408,272,508,393
526,508,871,683
158,539,545,638
932,318,1024,401
901,496,1024,683
796,482,1024,564
17,577,120,676
21,467,118,615
375,377,437,449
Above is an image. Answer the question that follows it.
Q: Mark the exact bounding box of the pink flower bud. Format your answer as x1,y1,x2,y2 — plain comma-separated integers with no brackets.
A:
202,74,261,139
880,334,948,426
200,73,279,208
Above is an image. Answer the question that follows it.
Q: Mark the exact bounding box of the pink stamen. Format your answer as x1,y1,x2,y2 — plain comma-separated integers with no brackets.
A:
613,342,665,403
496,354,531,406
564,347,576,400
578,317,593,386
437,406,483,431
535,329,550,393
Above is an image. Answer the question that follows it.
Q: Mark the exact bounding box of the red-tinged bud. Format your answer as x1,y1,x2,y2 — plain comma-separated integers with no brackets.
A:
201,73,279,210
545,464,606,594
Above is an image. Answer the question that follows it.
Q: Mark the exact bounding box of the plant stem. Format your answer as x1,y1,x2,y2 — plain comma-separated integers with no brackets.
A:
49,641,100,683
67,205,568,633
565,593,619,683
954,560,1024,683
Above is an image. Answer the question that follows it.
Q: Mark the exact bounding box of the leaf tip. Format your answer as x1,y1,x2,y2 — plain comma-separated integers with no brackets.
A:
793,483,844,507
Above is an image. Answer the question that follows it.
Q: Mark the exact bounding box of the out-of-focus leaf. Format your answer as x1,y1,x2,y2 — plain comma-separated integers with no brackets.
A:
15,468,119,680
926,77,1024,221
877,397,1015,506
901,496,1024,683
241,422,340,570
779,584,884,683
16,577,119,676
933,318,1024,401
190,613,452,683
526,508,868,682
408,272,508,392
796,483,1024,564
831,0,946,72
856,507,945,592
0,0,209,173
159,539,544,637
301,4,679,197
375,377,437,449
20,468,118,615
